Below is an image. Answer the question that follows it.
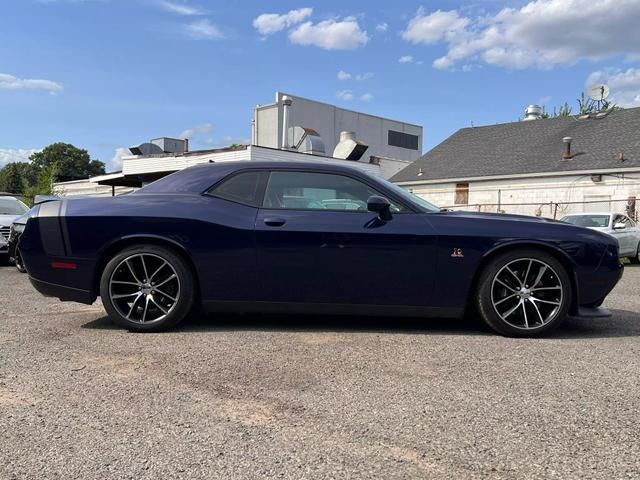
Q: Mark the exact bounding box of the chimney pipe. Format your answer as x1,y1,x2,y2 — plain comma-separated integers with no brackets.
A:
184,138,189,153
281,95,293,149
562,136,573,159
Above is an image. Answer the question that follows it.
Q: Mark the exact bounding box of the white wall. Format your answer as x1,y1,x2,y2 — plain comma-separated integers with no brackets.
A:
53,180,135,197
405,173,640,218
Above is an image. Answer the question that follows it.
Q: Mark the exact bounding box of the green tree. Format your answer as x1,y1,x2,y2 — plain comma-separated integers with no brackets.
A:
0,162,33,194
29,142,105,180
22,164,59,206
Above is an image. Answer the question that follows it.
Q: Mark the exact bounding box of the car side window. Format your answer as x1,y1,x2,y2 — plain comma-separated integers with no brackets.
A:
206,171,267,207
263,171,406,212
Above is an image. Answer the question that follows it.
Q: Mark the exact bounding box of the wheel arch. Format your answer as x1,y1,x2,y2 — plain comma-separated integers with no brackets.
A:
93,234,201,302
465,241,579,316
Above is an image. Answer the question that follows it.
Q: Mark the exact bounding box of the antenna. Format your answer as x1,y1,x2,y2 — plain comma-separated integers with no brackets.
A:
587,83,610,102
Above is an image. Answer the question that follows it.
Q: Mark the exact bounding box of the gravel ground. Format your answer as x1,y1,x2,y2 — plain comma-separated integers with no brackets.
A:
1,263,639,479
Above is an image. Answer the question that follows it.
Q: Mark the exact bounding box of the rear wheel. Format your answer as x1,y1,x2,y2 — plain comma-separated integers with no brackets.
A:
100,245,195,332
475,250,572,337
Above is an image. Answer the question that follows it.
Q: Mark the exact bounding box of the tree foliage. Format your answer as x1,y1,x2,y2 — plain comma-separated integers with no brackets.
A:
537,93,619,120
29,143,105,180
0,142,105,201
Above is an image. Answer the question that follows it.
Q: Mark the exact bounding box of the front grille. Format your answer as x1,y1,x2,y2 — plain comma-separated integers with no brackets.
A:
0,226,10,241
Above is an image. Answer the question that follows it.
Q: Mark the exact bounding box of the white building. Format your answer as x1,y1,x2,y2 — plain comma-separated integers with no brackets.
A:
392,107,640,219
254,92,423,163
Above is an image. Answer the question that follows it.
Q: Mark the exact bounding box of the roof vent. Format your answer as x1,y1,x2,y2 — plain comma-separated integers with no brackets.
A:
562,136,573,160
523,104,543,121
332,131,368,161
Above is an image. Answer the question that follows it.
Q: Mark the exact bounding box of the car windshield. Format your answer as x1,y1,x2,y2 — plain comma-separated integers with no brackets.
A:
0,198,28,215
367,175,440,212
561,214,610,228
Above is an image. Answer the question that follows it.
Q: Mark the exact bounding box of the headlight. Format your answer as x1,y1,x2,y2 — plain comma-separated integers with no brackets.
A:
12,224,25,234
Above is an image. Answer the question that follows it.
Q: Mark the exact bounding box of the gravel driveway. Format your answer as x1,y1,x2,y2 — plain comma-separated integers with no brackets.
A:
1,264,639,479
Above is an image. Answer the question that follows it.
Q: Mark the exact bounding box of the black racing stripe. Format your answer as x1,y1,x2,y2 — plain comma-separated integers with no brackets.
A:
38,201,65,256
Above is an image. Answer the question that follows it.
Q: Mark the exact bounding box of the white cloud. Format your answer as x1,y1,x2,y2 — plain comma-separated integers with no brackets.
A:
0,148,40,168
360,93,374,102
156,0,202,15
180,122,214,139
289,17,369,50
0,73,62,94
586,68,640,107
402,8,469,45
399,55,414,64
402,0,640,70
338,70,373,81
253,8,313,36
336,90,354,101
185,19,223,39
109,147,131,171
375,22,388,33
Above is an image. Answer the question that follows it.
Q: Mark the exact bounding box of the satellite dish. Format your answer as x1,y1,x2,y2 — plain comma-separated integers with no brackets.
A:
587,83,610,101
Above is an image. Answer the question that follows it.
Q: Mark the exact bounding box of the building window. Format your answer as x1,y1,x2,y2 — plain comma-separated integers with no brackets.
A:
455,183,469,205
388,130,419,150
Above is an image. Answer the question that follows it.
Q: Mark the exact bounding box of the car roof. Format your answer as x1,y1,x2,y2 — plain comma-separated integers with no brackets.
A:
137,160,375,195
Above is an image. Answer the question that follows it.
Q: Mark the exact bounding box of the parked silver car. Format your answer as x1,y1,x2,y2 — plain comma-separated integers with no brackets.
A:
560,212,640,263
0,196,29,260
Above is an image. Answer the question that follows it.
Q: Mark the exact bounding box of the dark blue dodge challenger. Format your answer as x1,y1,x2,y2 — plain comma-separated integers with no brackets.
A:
19,160,622,336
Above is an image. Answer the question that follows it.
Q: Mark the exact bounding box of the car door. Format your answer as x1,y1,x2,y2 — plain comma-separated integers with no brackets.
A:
621,215,639,256
254,169,437,307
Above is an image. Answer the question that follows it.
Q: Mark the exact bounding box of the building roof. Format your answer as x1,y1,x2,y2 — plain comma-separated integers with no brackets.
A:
392,107,640,184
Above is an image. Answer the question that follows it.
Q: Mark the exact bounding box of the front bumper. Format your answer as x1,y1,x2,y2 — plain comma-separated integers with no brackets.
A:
29,276,96,304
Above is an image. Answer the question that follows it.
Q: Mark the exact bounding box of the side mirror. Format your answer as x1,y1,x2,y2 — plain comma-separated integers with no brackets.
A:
367,195,393,221
613,222,626,230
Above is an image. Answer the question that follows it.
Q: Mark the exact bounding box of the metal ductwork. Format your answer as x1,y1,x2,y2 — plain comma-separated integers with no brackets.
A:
129,137,187,156
287,126,326,155
332,131,368,161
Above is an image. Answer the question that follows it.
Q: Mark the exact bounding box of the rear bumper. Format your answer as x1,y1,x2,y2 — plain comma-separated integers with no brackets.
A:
29,276,96,304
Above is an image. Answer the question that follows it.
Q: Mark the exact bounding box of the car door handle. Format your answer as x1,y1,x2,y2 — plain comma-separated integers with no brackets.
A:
264,217,286,227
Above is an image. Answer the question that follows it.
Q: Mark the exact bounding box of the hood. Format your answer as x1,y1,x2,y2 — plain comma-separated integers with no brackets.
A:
0,214,21,226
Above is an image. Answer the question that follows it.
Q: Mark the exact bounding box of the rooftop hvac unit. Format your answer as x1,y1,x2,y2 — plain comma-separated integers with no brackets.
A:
333,131,368,161
129,137,187,156
287,126,326,155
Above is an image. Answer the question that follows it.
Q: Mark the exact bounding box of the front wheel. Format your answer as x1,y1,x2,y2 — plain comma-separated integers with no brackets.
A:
100,244,195,332
628,243,640,264
475,250,572,337
14,249,27,273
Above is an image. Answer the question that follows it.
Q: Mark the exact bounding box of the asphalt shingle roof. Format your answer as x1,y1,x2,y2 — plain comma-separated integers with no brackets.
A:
391,107,640,183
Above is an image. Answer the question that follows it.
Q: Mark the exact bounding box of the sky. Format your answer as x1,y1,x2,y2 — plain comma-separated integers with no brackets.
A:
1,0,640,171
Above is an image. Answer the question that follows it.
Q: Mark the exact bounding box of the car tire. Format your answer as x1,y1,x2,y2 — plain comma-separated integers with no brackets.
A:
475,249,572,337
628,244,640,264
99,244,195,332
14,249,27,273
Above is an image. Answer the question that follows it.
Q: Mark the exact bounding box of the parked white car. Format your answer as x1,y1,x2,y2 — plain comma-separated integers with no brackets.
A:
560,212,640,263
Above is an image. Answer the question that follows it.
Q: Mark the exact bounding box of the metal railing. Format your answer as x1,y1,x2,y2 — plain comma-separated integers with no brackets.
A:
441,198,637,220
